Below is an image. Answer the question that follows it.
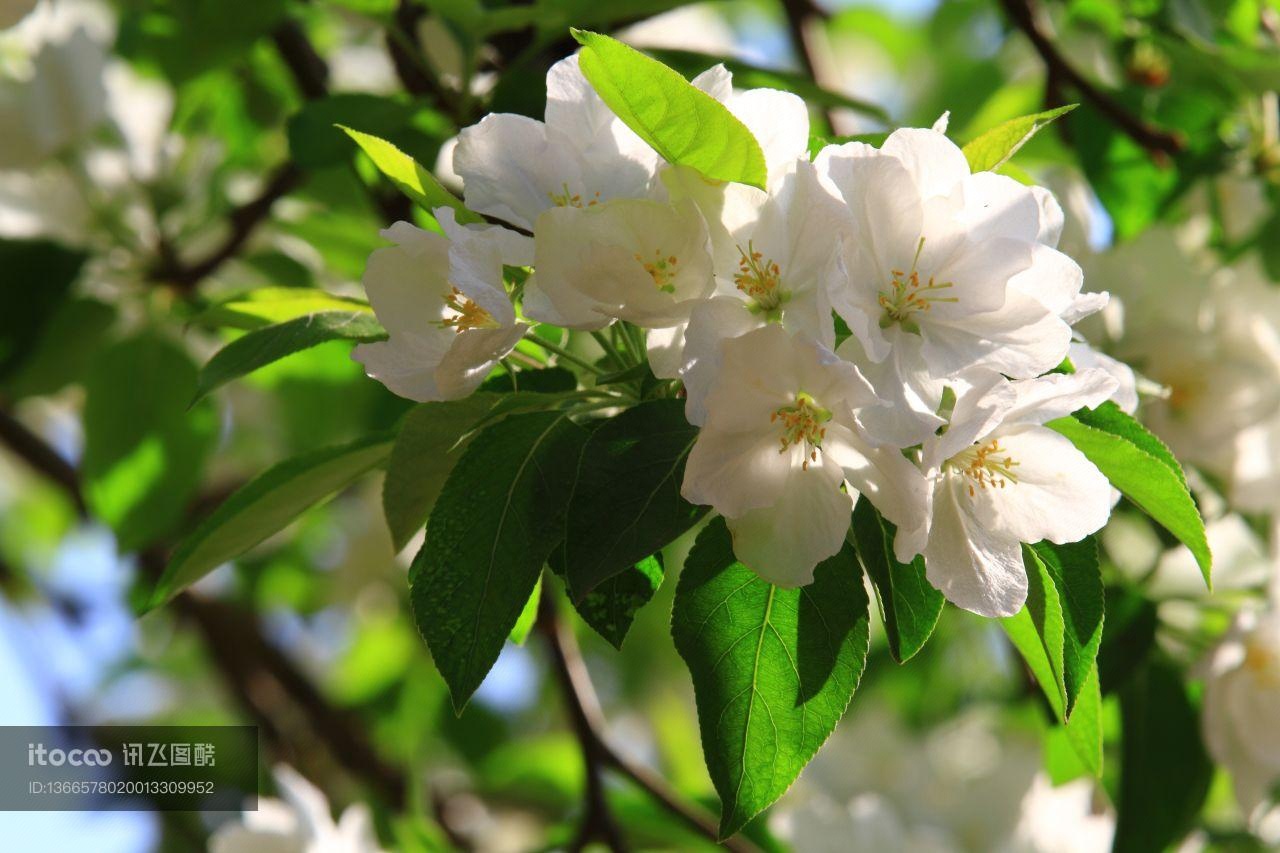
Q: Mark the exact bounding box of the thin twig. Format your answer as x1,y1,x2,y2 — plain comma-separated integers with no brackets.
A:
0,406,88,519
778,0,838,132
998,0,1183,159
0,406,410,811
536,595,761,853
150,164,305,292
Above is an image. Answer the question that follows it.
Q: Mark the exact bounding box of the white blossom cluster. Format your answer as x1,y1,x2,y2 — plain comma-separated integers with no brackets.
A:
355,56,1129,618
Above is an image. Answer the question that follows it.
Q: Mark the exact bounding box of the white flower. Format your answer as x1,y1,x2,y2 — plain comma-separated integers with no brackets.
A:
353,209,531,402
521,197,714,329
816,128,1084,445
899,369,1118,617
1202,609,1280,824
659,158,848,425
210,765,384,853
0,1,112,169
452,55,660,231
1004,774,1114,853
681,324,928,585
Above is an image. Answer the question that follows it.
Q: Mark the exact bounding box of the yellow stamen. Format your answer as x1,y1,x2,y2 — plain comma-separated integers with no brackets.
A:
734,241,788,315
438,286,498,333
548,182,601,209
634,250,679,293
879,237,958,333
949,438,1020,497
772,392,832,471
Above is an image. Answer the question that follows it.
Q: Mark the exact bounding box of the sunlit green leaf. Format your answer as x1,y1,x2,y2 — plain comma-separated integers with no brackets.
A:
961,104,1076,172
570,29,767,189
340,125,484,223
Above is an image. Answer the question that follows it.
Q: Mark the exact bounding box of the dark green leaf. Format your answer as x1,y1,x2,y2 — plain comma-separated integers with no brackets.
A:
1048,413,1210,586
0,239,86,381
1114,658,1213,853
570,29,767,189
4,298,115,399
671,518,871,837
83,333,217,553
382,393,507,553
508,577,542,645
572,554,663,649
149,432,394,609
289,94,441,170
849,497,943,663
563,399,706,598
478,366,578,393
411,411,588,711
194,311,387,402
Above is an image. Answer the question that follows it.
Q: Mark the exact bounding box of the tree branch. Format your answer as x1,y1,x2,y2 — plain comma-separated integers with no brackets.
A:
149,163,305,293
998,0,1183,159
778,0,837,132
536,594,762,853
0,405,409,811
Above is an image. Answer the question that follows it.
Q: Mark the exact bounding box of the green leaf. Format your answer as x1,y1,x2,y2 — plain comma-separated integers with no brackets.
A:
411,411,587,711
289,94,441,170
194,287,372,331
382,393,506,553
570,30,767,189
961,104,1077,172
83,333,217,553
0,239,86,382
194,311,387,402
4,298,115,400
849,497,943,663
563,399,706,598
508,577,542,645
671,518,871,837
1114,658,1213,853
340,126,484,223
1001,598,1103,776
1048,412,1211,587
1027,539,1103,715
150,433,393,609
572,554,664,649
382,391,580,552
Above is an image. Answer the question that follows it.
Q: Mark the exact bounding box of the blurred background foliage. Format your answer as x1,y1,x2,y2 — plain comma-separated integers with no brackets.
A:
3,0,1280,850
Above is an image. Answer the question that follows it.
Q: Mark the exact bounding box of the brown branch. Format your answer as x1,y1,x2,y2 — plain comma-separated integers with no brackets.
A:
535,595,761,853
149,163,305,292
778,0,837,132
0,406,88,519
272,18,331,100
0,405,409,811
998,0,1183,159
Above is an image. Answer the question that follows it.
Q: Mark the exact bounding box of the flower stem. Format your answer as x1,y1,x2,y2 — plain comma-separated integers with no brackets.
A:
524,334,607,376
591,330,630,370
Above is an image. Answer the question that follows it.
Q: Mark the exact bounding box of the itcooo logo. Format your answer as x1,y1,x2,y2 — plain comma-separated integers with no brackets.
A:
27,744,112,767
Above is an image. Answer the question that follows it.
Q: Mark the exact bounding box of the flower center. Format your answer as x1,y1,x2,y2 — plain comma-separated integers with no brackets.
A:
771,392,832,471
949,438,1020,497
548,183,600,209
635,250,679,293
879,237,957,333
1244,640,1280,686
438,286,498,333
734,241,789,317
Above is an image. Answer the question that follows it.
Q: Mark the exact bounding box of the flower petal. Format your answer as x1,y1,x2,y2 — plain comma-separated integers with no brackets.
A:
923,481,1028,617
